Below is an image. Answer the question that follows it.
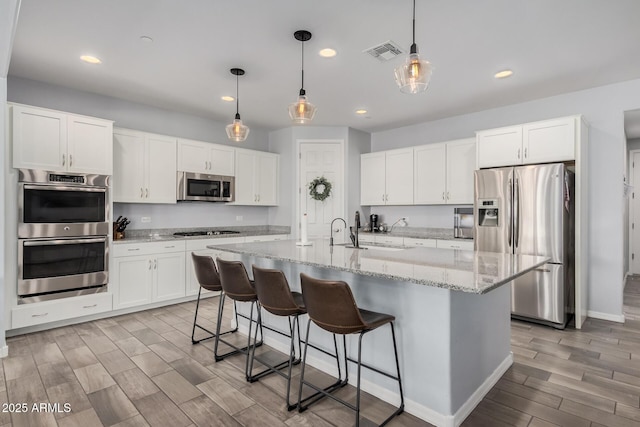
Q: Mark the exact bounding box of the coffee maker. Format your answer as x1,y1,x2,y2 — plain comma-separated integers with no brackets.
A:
370,214,379,232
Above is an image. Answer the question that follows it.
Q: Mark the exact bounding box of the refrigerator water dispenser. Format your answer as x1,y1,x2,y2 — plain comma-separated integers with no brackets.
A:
477,199,499,227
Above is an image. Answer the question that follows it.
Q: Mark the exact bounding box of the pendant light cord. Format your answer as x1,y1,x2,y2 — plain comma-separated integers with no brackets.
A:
235,73,240,117
410,0,417,54
300,39,305,96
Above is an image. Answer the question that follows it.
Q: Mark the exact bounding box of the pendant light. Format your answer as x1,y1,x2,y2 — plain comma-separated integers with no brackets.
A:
226,68,250,142
394,0,432,94
288,30,317,124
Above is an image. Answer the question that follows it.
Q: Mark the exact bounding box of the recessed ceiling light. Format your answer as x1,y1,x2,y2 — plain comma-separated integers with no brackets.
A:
80,55,102,64
355,109,368,115
140,36,154,43
494,69,513,79
319,48,337,58
221,96,235,102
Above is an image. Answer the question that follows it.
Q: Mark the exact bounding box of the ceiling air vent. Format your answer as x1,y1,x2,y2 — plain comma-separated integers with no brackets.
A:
363,40,404,62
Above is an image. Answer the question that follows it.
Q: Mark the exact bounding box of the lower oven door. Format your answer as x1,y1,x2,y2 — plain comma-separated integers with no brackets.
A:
18,236,108,300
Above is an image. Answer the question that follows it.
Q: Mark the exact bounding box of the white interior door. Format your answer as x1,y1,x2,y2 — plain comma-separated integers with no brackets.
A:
299,141,344,240
630,151,640,274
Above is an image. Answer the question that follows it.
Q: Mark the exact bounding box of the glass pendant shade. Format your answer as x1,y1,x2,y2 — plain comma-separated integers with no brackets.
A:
288,92,317,124
226,114,249,142
394,51,432,94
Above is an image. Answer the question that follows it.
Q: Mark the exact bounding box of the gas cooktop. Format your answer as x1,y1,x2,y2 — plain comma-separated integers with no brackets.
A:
173,230,241,237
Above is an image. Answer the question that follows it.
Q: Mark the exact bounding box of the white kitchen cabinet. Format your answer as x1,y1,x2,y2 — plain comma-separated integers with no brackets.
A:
372,235,405,246
111,241,186,309
437,239,474,251
113,128,177,204
12,104,113,174
233,149,279,205
361,148,413,205
403,237,437,248
477,116,577,168
11,292,113,329
413,138,476,205
185,237,245,296
177,139,235,175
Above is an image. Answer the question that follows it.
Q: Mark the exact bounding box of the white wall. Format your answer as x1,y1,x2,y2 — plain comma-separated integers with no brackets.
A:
373,78,640,318
626,138,640,276
0,77,7,353
268,127,295,229
8,76,281,229
346,128,371,222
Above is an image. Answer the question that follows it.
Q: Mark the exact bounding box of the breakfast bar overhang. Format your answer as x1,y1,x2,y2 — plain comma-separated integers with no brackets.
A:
207,239,548,427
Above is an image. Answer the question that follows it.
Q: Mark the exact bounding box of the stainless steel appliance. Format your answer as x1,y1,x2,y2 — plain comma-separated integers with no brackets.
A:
177,172,235,202
454,207,474,239
173,230,241,237
370,214,379,232
18,169,110,304
474,163,574,328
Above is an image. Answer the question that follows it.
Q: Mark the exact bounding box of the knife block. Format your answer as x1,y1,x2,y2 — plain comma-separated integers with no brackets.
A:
114,231,125,240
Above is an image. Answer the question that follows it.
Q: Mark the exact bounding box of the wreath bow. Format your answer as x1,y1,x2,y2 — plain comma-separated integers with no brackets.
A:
308,176,332,202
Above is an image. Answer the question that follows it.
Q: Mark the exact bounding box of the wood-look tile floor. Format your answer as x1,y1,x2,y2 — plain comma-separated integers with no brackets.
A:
4,281,640,427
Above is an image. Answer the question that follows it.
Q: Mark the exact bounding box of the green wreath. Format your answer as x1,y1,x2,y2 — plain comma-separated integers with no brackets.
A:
308,176,332,202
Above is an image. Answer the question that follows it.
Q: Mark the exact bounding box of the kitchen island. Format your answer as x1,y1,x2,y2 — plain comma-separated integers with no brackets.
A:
207,239,548,427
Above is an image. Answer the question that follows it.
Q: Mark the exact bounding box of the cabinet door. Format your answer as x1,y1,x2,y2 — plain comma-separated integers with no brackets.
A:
146,135,177,203
68,115,113,175
360,152,386,205
12,105,67,171
234,150,257,204
153,252,186,302
403,237,437,248
113,130,146,202
476,126,523,168
437,240,474,250
177,139,209,173
523,117,575,164
112,255,152,309
414,144,446,204
210,145,235,176
446,138,476,204
385,148,414,205
256,153,278,205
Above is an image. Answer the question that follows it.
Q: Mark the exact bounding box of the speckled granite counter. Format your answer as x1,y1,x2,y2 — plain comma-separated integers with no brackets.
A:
112,226,290,244
206,238,546,294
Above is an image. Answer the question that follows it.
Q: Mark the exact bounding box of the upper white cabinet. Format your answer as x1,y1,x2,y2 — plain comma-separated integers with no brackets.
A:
12,104,113,175
414,139,475,205
113,128,177,204
361,148,414,205
477,116,578,168
233,148,279,205
177,139,235,175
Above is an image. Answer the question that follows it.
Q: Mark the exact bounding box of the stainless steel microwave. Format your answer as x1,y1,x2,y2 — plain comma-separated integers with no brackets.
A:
177,172,235,202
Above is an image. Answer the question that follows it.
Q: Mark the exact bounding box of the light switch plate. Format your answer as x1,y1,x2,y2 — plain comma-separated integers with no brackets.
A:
141,216,151,223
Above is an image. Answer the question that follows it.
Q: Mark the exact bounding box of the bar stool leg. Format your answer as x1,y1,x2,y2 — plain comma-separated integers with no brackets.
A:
213,293,227,361
390,322,405,415
356,331,365,427
191,287,204,344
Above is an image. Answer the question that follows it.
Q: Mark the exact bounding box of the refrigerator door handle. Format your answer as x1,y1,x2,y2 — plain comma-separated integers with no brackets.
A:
507,178,512,248
514,178,520,248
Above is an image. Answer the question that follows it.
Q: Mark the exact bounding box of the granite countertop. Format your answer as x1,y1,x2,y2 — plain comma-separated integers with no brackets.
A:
206,238,547,294
112,226,290,244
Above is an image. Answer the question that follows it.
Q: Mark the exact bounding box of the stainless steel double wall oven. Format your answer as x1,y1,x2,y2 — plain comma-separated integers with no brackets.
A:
18,169,110,304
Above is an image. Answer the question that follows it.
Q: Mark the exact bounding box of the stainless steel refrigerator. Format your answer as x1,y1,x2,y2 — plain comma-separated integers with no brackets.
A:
474,163,575,328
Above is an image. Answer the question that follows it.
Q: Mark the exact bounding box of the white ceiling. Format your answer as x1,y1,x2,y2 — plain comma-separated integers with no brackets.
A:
8,0,640,133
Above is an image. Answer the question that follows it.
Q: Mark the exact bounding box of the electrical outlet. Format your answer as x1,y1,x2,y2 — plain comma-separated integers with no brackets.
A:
141,216,151,223
236,216,243,221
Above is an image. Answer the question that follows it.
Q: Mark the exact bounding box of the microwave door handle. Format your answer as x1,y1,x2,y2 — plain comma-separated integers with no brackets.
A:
23,184,106,193
23,237,107,246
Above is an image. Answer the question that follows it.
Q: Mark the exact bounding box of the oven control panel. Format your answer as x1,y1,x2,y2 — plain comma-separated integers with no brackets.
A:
49,173,85,184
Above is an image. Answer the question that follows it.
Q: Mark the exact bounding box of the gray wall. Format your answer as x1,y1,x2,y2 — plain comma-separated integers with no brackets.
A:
372,78,640,319
346,128,371,221
7,76,279,230
626,137,640,276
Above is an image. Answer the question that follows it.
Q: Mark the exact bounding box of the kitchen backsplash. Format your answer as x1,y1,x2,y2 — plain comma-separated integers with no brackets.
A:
371,205,472,229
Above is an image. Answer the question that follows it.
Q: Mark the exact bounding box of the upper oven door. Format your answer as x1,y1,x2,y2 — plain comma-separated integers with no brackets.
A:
18,183,109,238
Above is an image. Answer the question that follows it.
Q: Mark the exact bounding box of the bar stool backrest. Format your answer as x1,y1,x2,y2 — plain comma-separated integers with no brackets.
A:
300,273,366,335
216,258,256,301
191,253,222,292
252,266,304,316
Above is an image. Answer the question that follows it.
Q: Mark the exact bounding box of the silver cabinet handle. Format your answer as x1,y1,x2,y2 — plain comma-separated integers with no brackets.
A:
70,154,73,167
524,148,528,159
127,248,140,251
257,194,260,202
31,312,48,318
83,304,97,309
145,188,149,198
149,259,152,270
517,148,521,159
141,187,144,198
164,245,175,249
154,259,157,269
62,154,66,166
442,192,445,200
382,194,385,202
447,191,450,200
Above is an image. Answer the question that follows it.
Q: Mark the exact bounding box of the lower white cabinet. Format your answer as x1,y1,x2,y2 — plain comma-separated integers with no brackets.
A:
436,240,474,250
112,241,186,309
11,293,113,329
403,237,437,248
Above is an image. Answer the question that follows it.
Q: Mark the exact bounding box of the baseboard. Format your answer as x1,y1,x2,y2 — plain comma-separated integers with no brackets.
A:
238,325,511,427
0,345,8,358
587,310,625,323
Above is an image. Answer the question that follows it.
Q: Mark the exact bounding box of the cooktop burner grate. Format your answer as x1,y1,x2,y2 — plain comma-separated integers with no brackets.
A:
173,230,241,237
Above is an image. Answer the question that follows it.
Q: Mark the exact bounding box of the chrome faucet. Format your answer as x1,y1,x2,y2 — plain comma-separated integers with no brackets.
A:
353,211,361,248
329,217,347,246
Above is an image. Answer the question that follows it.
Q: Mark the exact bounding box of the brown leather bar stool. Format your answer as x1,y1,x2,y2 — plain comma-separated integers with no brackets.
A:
250,265,307,410
215,258,264,379
190,253,239,344
298,273,405,427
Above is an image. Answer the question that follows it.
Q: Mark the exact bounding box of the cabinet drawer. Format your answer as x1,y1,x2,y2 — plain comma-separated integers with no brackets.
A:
357,234,375,244
375,235,404,246
185,236,246,251
437,240,474,250
12,293,113,329
245,234,288,243
112,240,186,257
403,237,437,248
